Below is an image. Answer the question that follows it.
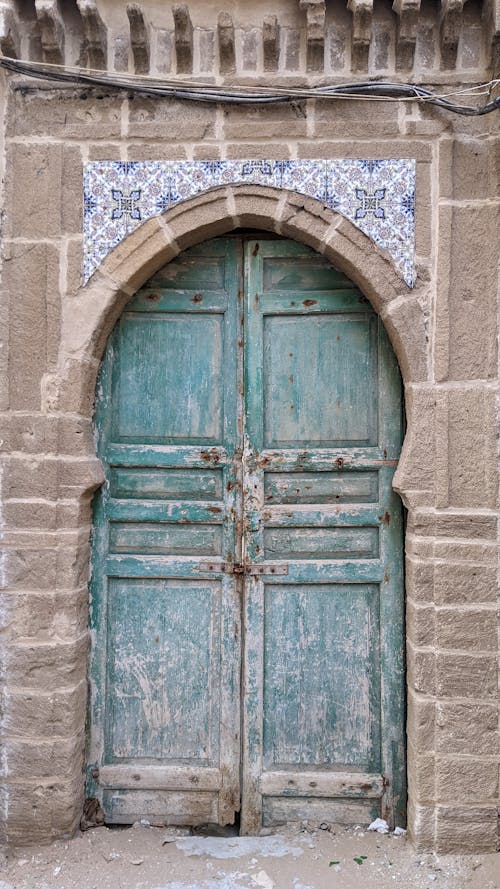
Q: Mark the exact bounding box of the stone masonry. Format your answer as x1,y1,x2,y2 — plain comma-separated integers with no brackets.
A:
0,0,499,854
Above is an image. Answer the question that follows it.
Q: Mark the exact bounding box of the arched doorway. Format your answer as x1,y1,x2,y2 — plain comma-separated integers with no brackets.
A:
86,234,405,834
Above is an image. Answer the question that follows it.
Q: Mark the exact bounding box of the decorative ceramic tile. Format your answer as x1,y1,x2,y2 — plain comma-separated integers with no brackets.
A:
83,159,416,286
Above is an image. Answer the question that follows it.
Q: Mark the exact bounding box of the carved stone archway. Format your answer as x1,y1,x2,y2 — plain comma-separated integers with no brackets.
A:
44,183,431,845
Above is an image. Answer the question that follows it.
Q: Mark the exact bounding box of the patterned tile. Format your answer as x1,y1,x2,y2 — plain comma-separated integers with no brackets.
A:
83,159,416,286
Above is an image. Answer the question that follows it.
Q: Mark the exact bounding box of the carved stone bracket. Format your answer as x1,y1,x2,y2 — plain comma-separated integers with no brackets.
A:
348,0,373,72
35,0,64,65
393,0,421,71
299,0,326,72
76,0,107,70
263,15,280,72
440,0,464,69
0,0,20,59
0,0,495,80
173,4,193,74
218,11,236,75
127,3,150,74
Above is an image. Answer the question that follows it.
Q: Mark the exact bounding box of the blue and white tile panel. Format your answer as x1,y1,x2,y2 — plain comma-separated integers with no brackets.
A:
83,159,416,286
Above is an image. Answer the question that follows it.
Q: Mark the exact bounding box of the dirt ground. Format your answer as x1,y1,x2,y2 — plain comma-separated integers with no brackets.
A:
1,823,499,889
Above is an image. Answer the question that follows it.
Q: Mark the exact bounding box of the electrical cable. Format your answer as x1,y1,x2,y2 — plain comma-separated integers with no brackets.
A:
0,55,499,116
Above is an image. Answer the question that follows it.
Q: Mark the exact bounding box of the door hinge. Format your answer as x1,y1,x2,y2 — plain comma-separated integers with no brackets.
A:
196,561,288,576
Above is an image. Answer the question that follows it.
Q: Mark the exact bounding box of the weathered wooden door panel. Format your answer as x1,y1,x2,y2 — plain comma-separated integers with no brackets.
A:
88,240,242,826
88,236,405,831
241,240,404,832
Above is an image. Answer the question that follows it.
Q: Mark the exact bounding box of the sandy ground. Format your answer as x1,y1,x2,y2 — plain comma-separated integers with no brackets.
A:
1,823,498,889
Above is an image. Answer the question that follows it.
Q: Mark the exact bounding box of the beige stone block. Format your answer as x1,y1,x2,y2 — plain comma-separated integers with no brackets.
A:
380,294,429,382
3,242,60,410
436,702,498,755
405,556,434,603
393,386,436,503
64,238,84,299
4,456,59,499
46,360,100,416
407,690,435,752
408,511,497,540
57,417,95,457
435,805,498,854
6,635,88,689
432,539,497,563
436,653,497,699
435,206,499,381
407,749,435,802
3,499,90,532
4,775,84,844
7,89,122,140
128,97,216,140
436,759,499,803
126,144,189,161
4,587,88,643
102,216,179,292
164,191,233,250
407,644,436,696
2,681,86,738
223,103,308,140
436,608,497,652
5,733,84,780
440,136,500,200
88,143,122,162
5,142,81,239
3,499,60,531
407,800,436,850
3,414,93,458
280,198,335,253
5,455,99,499
447,387,497,508
226,143,292,159
1,541,91,591
2,414,56,455
314,98,401,138
407,601,435,647
232,189,288,231
297,139,433,162
192,143,224,160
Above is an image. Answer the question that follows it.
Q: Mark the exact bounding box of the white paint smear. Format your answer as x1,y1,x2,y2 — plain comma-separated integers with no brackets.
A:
175,836,304,860
153,878,253,889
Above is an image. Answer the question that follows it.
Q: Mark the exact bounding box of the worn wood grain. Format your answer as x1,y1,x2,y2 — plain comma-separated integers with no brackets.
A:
89,237,405,833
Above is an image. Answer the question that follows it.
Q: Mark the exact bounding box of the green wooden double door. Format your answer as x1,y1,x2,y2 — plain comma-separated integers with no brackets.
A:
88,237,405,832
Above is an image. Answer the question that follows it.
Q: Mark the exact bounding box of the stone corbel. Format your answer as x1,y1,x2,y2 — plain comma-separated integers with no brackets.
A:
172,5,193,74
483,0,500,71
35,0,64,65
348,0,373,72
263,14,280,72
127,3,150,74
299,0,325,72
76,0,107,70
393,0,421,71
0,0,20,59
440,0,464,69
218,12,236,75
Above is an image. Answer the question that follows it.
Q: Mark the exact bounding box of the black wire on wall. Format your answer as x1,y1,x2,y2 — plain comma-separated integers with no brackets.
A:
1,55,499,116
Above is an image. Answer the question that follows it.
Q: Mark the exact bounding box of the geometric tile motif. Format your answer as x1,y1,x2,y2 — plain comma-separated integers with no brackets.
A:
83,159,416,286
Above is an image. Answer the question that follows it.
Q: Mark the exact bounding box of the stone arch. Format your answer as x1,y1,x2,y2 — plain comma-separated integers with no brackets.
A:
52,183,429,506
40,181,432,843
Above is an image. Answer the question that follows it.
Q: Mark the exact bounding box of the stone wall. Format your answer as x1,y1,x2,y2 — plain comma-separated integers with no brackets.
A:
0,0,499,854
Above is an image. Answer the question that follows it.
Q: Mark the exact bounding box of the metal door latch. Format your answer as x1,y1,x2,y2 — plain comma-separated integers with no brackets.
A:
196,562,288,576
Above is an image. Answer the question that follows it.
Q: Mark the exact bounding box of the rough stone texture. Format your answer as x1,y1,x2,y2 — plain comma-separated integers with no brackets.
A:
0,0,499,856
435,205,499,382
